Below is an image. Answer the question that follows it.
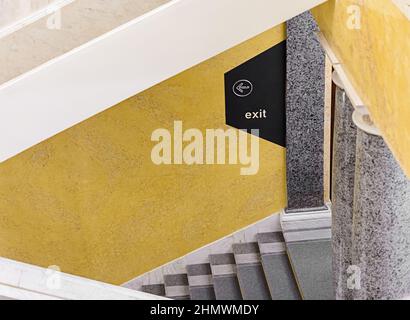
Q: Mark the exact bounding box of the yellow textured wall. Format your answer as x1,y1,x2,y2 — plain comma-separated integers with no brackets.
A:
0,25,286,284
312,0,410,177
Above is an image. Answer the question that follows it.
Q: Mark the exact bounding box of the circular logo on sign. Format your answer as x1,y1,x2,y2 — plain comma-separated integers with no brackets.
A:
233,79,253,97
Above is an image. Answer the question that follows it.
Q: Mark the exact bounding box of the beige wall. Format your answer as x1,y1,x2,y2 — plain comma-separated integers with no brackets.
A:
0,0,59,28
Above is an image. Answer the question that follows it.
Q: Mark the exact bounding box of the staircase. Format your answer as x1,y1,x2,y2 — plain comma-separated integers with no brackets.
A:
135,232,300,300
123,212,333,300
0,0,332,300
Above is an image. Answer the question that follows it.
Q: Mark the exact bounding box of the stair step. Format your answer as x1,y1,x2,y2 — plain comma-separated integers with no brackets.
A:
141,284,166,297
186,264,216,300
286,239,334,300
232,243,271,300
209,254,242,300
164,274,190,300
257,232,301,300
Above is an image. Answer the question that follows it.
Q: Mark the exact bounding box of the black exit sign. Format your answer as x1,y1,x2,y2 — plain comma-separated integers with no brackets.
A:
225,40,286,147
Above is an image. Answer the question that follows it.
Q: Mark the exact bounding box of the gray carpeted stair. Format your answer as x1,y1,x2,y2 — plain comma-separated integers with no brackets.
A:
281,214,334,300
164,274,190,300
139,231,331,300
209,253,243,300
141,284,166,297
286,239,333,300
186,263,216,300
257,232,301,300
233,242,272,300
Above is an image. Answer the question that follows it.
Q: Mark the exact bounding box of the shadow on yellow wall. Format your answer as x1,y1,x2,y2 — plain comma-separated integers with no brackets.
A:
0,25,287,284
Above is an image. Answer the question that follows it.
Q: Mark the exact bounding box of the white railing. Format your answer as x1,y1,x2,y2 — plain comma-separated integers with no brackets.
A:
0,0,75,38
0,0,326,163
0,257,167,300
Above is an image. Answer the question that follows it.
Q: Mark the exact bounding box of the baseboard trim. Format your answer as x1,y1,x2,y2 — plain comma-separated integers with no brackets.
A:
281,204,332,243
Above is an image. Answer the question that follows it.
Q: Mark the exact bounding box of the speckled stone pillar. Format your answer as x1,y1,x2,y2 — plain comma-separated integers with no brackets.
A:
331,81,357,300
286,11,326,211
352,125,410,300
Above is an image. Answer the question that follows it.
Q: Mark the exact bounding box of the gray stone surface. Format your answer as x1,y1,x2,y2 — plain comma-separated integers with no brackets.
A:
173,296,190,300
352,129,410,300
332,87,357,300
187,263,216,300
287,240,334,300
257,232,285,244
233,242,271,300
187,263,212,276
210,253,243,300
232,242,259,254
212,276,243,300
257,232,300,299
189,286,216,300
141,284,166,296
236,264,272,300
209,253,236,266
164,274,190,300
164,274,189,286
286,11,326,210
261,254,301,300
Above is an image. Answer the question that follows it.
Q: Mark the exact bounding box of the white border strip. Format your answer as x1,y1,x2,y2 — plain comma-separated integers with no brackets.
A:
0,0,326,163
259,242,286,254
187,275,213,287
0,0,75,40
282,217,331,231
284,228,331,242
165,286,189,297
281,203,331,223
280,205,332,243
234,253,260,265
211,264,237,276
317,32,340,65
123,211,282,289
0,283,62,300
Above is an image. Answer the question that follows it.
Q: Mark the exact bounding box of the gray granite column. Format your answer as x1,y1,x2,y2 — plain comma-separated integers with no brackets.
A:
286,11,326,211
331,74,357,300
352,114,410,300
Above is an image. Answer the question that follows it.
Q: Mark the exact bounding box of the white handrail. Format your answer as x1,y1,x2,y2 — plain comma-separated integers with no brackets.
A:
0,0,75,39
0,0,326,163
0,257,167,300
